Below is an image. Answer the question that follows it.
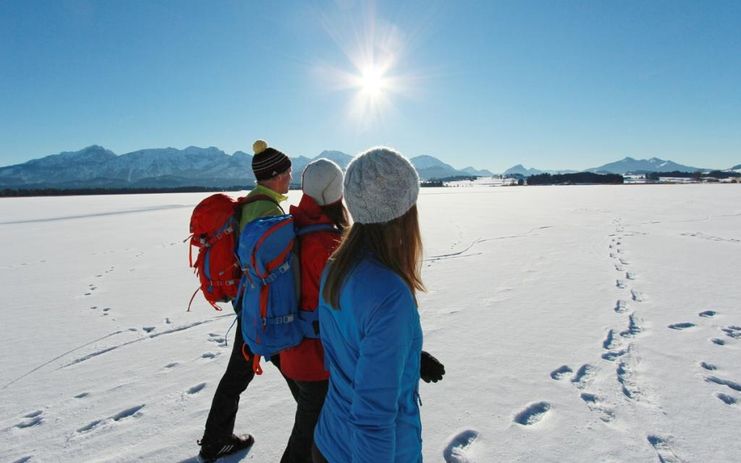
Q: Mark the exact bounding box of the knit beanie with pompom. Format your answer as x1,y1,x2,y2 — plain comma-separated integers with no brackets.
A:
343,147,419,224
251,139,292,181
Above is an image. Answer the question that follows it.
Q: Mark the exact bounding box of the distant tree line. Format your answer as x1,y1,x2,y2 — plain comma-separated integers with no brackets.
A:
646,170,741,180
527,172,624,185
0,185,252,198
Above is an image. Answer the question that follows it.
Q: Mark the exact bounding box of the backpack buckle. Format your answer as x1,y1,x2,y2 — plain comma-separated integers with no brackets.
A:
266,314,295,325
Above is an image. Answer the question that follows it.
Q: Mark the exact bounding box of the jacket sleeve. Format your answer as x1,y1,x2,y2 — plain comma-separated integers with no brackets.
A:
349,286,417,463
302,234,337,306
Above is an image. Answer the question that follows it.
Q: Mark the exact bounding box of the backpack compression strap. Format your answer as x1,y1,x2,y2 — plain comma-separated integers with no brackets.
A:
296,223,341,237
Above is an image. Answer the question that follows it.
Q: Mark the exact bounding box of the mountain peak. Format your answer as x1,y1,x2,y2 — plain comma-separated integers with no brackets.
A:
314,150,353,166
589,156,706,174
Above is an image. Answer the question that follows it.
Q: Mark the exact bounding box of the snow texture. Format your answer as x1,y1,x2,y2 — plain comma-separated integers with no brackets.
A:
1,184,740,462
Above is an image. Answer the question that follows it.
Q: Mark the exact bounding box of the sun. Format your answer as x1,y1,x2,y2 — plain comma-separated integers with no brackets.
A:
315,11,416,127
358,66,386,97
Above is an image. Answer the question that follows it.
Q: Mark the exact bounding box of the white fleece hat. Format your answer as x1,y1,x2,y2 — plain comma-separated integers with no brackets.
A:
343,147,420,224
301,158,344,205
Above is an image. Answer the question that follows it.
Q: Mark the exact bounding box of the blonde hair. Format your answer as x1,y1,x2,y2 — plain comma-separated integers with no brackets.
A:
323,204,424,309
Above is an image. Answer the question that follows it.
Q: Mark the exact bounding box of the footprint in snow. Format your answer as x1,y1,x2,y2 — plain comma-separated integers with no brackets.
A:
721,326,741,339
78,405,145,434
550,365,573,380
603,329,620,350
711,338,726,346
142,326,156,333
615,300,628,314
165,362,180,369
113,404,145,421
668,322,695,331
616,280,626,289
77,419,103,433
617,360,639,400
700,362,717,371
630,290,644,302
647,435,684,463
186,383,207,395
571,364,596,389
698,310,717,318
15,410,44,429
615,264,624,272
12,457,32,463
201,352,219,359
74,392,90,399
705,376,741,393
580,393,615,423
717,393,737,406
625,272,636,280
514,402,551,426
619,314,642,338
602,349,628,362
443,429,480,463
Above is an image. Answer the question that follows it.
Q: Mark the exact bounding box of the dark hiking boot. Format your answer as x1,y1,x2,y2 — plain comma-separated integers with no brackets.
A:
198,433,255,462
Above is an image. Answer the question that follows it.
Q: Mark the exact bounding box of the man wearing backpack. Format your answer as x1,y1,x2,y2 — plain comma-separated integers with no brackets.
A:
198,139,295,462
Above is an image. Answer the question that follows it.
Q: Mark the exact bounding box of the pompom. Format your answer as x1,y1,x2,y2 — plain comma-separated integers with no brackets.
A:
253,139,268,155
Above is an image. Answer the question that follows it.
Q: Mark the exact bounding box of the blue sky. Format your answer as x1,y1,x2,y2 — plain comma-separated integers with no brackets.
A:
1,0,740,171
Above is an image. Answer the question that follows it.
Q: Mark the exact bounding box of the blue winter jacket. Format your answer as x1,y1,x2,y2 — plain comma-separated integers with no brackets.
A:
314,254,423,463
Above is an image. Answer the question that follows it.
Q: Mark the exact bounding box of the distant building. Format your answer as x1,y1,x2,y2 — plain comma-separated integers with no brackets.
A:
624,174,648,184
658,177,697,184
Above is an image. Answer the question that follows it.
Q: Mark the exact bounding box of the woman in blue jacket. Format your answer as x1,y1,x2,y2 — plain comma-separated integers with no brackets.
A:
313,147,426,463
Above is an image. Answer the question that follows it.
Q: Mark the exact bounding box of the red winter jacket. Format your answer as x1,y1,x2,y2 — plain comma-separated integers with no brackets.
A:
279,194,342,381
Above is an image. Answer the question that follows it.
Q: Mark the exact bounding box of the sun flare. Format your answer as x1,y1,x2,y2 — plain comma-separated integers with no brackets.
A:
317,11,418,128
358,66,387,97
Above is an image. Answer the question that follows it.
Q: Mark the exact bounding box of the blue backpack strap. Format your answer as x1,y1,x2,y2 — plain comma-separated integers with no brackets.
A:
296,223,340,237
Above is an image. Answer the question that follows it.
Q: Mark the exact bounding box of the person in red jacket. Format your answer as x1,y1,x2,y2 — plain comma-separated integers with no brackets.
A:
279,158,348,463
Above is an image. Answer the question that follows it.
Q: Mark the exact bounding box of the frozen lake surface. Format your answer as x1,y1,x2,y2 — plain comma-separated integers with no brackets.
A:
1,184,740,462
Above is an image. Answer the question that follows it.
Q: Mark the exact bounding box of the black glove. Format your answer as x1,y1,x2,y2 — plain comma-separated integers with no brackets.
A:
420,350,445,383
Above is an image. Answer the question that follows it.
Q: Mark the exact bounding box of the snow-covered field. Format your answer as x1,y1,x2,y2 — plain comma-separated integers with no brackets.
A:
1,184,740,463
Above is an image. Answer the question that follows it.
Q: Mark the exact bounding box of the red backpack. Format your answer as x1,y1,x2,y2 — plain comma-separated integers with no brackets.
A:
187,193,277,311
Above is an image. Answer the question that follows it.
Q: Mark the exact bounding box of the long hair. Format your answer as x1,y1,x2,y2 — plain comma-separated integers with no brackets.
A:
320,200,350,233
322,204,425,309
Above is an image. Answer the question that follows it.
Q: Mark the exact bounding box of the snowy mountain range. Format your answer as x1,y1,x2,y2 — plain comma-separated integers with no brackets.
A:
0,146,490,189
587,157,709,174
503,157,723,177
503,164,545,176
0,147,735,189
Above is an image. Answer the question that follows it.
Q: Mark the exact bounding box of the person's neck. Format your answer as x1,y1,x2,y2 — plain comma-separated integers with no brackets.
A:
257,181,281,194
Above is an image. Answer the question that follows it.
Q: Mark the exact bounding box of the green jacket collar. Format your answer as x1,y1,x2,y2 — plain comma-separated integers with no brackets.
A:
251,183,288,203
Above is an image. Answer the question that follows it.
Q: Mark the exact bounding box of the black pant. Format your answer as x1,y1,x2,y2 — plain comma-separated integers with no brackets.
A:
203,317,329,463
203,318,291,441
280,379,329,463
311,443,329,463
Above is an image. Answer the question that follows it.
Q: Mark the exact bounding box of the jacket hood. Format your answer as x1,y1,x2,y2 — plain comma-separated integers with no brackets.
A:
290,193,334,228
